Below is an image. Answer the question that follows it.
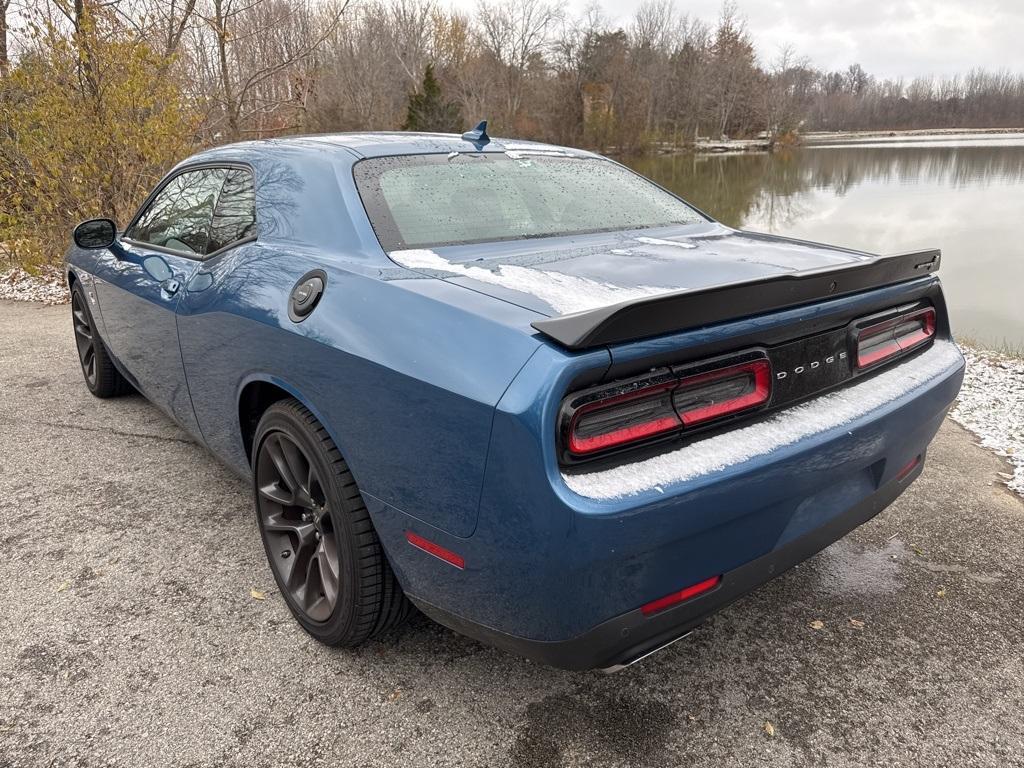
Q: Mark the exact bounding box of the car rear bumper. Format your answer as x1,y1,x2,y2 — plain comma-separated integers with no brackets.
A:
371,339,963,670
408,455,922,671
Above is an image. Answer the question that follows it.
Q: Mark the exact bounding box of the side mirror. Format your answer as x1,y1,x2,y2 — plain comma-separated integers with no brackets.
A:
73,218,117,249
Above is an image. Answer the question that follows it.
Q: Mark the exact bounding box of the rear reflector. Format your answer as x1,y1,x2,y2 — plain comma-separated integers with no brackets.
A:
895,455,921,482
856,307,935,369
405,531,465,569
641,575,722,616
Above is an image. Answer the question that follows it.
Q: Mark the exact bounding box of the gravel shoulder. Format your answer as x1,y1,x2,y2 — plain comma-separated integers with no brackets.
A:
1,299,1023,768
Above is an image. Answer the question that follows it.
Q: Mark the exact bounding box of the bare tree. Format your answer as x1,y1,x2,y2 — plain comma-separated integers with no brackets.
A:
153,0,199,56
309,1,448,132
387,0,437,88
194,0,348,139
0,0,11,77
760,45,812,141
708,2,757,138
475,0,560,130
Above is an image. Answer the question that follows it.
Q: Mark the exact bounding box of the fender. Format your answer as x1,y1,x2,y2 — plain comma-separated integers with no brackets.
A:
234,372,352,480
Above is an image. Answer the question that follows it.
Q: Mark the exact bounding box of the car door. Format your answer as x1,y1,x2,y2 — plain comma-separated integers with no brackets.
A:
174,167,262,458
91,166,228,437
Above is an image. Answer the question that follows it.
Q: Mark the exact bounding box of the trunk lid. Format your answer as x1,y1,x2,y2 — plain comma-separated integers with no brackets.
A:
387,222,878,319
387,222,876,319
388,222,941,353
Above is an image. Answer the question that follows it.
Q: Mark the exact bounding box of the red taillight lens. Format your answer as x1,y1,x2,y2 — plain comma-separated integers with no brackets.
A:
894,308,936,350
641,575,722,616
856,307,935,369
568,383,681,455
673,359,772,427
566,357,772,457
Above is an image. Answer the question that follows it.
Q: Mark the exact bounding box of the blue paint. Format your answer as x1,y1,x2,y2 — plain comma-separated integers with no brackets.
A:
65,132,964,650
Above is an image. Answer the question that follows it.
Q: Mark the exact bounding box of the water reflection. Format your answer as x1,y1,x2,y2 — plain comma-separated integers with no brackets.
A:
626,142,1024,348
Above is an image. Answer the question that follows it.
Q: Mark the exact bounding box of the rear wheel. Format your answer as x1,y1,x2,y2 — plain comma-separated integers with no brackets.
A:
253,399,412,646
70,284,131,398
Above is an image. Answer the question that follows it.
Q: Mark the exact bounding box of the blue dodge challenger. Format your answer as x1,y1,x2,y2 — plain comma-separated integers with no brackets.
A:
65,124,964,671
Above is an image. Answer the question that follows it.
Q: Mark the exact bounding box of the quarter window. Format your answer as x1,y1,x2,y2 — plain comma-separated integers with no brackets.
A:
208,168,257,253
127,168,226,255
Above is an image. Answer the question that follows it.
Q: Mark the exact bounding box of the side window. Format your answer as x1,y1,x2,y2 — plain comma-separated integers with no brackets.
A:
208,168,257,253
126,168,226,255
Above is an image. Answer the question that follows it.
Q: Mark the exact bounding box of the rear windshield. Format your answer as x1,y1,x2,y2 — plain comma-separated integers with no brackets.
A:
353,153,706,251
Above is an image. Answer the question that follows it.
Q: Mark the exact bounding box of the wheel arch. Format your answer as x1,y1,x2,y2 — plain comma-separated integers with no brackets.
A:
237,374,348,469
66,265,90,293
66,261,91,289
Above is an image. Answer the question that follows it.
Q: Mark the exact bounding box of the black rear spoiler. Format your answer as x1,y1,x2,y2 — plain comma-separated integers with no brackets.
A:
531,249,941,350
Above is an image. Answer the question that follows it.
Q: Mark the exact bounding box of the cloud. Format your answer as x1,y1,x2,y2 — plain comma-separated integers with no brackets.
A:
442,0,1024,79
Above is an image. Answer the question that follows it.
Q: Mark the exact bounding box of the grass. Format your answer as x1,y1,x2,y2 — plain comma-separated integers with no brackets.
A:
956,335,1024,360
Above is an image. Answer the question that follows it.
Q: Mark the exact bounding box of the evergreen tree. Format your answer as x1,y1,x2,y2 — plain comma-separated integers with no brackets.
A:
402,65,463,133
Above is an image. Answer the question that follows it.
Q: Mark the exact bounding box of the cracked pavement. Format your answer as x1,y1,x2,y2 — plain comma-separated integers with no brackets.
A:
1,299,1023,767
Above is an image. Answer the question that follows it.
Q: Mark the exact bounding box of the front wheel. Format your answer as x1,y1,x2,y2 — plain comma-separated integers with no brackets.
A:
253,399,412,646
70,283,131,398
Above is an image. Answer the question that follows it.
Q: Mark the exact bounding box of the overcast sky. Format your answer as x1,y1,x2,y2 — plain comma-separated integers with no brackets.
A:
442,0,1024,80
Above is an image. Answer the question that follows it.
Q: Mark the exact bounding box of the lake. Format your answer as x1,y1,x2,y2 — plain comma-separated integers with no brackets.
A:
625,138,1024,350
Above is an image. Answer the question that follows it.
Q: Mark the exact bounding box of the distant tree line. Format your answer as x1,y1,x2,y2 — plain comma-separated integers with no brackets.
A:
3,0,1024,266
807,65,1024,132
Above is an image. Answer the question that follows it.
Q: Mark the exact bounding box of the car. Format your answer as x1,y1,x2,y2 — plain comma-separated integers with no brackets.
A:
65,123,965,671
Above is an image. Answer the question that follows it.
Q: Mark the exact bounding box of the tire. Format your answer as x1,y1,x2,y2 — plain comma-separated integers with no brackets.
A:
253,398,412,646
70,283,132,398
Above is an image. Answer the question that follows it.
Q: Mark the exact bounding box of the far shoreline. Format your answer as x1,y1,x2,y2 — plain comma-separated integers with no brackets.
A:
627,127,1024,157
801,126,1024,146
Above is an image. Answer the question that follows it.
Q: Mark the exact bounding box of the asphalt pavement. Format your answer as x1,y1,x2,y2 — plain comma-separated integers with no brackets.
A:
1,299,1022,768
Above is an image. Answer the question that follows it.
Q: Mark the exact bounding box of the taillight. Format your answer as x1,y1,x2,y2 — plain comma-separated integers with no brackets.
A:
564,355,772,457
856,307,935,369
568,383,682,455
673,359,772,427
894,308,936,350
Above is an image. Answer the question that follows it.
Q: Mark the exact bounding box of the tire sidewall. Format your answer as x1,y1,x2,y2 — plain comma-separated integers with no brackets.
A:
253,404,362,645
70,284,100,396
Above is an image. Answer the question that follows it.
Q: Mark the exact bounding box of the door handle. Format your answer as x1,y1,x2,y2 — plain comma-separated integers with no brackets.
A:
161,278,181,296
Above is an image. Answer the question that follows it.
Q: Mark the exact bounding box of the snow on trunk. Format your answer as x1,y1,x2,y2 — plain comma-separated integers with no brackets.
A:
564,340,964,500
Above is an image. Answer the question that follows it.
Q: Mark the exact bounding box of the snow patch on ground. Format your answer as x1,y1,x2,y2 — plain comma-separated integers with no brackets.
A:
0,267,69,305
389,248,667,314
950,347,1024,497
564,340,964,501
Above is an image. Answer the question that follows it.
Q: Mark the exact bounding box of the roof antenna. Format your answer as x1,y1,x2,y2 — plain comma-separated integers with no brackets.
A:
461,120,490,147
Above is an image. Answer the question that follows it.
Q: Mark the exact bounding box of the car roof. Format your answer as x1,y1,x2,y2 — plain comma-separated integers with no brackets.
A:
181,131,600,166
166,131,608,262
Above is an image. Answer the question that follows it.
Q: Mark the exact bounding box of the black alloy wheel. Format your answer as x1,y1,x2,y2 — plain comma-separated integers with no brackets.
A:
256,430,340,622
71,289,97,388
253,399,412,646
70,283,131,398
